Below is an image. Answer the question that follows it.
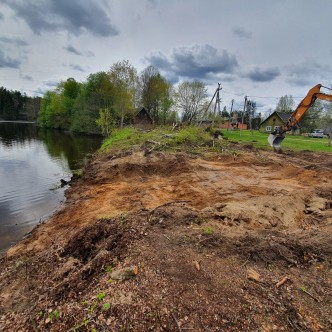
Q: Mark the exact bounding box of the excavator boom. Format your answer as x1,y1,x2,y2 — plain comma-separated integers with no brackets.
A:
268,84,332,151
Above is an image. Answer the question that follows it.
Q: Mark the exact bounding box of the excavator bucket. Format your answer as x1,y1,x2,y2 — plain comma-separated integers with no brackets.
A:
268,133,284,151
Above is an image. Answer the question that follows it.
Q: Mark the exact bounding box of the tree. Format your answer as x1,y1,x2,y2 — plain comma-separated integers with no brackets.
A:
246,100,259,129
71,72,114,134
0,87,35,120
108,60,138,128
139,66,173,124
299,99,324,133
275,95,294,114
320,103,332,146
39,91,57,128
175,80,208,124
96,108,115,136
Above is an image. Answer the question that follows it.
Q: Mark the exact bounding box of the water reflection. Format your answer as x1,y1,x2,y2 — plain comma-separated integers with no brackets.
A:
0,122,102,252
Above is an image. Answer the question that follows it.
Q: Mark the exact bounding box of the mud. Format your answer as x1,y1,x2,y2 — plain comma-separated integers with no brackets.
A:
1,148,332,331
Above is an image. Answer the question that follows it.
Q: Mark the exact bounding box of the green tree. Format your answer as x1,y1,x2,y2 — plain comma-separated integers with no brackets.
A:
299,99,324,133
58,78,81,129
275,95,294,114
39,91,56,127
71,72,114,134
108,60,138,128
96,108,115,136
175,80,208,124
139,66,173,124
320,103,332,145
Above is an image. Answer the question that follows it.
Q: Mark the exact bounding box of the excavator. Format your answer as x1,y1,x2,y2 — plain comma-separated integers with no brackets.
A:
268,84,332,151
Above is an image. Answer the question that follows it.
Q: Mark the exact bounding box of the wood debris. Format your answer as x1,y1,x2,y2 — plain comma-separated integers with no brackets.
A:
276,276,290,288
193,260,201,271
246,268,261,282
110,266,138,280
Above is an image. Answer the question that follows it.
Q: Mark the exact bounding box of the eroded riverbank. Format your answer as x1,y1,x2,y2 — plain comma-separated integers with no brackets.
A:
1,147,332,331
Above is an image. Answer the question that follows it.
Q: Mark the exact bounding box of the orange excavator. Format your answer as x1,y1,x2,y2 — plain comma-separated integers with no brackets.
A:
268,84,332,151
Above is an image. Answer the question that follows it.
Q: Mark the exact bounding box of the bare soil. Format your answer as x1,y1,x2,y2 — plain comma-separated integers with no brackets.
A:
1,147,332,331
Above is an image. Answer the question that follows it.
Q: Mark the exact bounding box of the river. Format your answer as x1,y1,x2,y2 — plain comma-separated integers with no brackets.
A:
0,122,103,253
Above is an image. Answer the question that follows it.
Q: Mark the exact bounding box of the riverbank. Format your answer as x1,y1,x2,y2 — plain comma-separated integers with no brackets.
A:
1,131,332,331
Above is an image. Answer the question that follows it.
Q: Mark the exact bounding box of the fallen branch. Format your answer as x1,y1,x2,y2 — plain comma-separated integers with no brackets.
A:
299,287,320,302
171,312,182,332
276,276,290,288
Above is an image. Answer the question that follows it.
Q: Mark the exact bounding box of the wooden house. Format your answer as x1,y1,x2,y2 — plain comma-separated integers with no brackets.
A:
259,111,299,134
134,108,153,128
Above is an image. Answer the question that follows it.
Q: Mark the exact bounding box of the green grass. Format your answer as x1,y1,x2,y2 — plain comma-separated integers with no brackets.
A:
222,129,332,152
99,126,332,154
100,126,211,153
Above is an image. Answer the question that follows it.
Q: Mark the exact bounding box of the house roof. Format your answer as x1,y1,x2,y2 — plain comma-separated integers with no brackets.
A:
275,112,291,122
260,111,291,126
136,107,152,118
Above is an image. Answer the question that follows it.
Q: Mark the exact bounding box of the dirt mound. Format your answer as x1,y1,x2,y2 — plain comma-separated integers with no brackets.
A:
82,152,195,185
1,149,332,331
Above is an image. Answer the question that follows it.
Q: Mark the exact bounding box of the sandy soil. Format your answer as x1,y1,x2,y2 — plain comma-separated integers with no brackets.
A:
0,147,332,331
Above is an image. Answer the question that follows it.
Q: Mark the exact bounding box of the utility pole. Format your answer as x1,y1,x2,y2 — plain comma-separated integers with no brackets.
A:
240,96,247,137
227,99,234,131
212,83,222,128
247,100,254,138
204,83,222,127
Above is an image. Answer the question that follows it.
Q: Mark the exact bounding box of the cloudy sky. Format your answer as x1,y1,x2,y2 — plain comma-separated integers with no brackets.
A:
0,0,331,115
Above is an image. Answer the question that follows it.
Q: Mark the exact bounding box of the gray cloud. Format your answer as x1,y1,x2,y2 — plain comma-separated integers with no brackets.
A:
0,50,21,68
69,64,85,72
0,36,28,46
64,44,82,56
232,27,252,40
20,73,32,80
1,0,119,37
34,80,59,95
44,80,59,88
244,66,280,82
0,12,4,20
145,44,238,83
285,60,332,87
64,44,94,57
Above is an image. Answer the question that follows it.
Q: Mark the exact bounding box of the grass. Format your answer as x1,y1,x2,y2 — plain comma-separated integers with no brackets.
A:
99,126,332,154
100,126,211,153
222,129,332,152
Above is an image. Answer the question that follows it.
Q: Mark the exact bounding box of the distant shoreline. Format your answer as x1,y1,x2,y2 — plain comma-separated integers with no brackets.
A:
0,120,37,124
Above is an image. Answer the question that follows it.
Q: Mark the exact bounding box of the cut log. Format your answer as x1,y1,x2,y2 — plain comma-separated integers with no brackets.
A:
110,266,138,280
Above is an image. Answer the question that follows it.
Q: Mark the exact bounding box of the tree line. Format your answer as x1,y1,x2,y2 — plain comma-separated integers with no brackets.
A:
0,87,41,121
39,60,210,135
3,58,331,135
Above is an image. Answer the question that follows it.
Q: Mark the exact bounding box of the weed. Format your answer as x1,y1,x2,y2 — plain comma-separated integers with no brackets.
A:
49,309,60,321
102,302,111,310
193,217,206,225
96,292,106,301
119,213,128,224
299,286,307,292
203,226,214,235
105,265,113,273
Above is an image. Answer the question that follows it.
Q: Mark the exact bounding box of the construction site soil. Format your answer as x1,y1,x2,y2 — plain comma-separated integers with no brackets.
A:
1,146,332,331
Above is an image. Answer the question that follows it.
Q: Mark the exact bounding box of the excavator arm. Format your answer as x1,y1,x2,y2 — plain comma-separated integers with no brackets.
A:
268,84,332,151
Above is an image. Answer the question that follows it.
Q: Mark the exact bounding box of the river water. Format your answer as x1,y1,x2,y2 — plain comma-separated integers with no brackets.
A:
0,122,102,253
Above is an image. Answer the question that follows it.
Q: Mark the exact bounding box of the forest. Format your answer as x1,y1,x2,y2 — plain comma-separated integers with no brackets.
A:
2,59,332,135
38,61,177,135
37,60,265,135
0,87,41,121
